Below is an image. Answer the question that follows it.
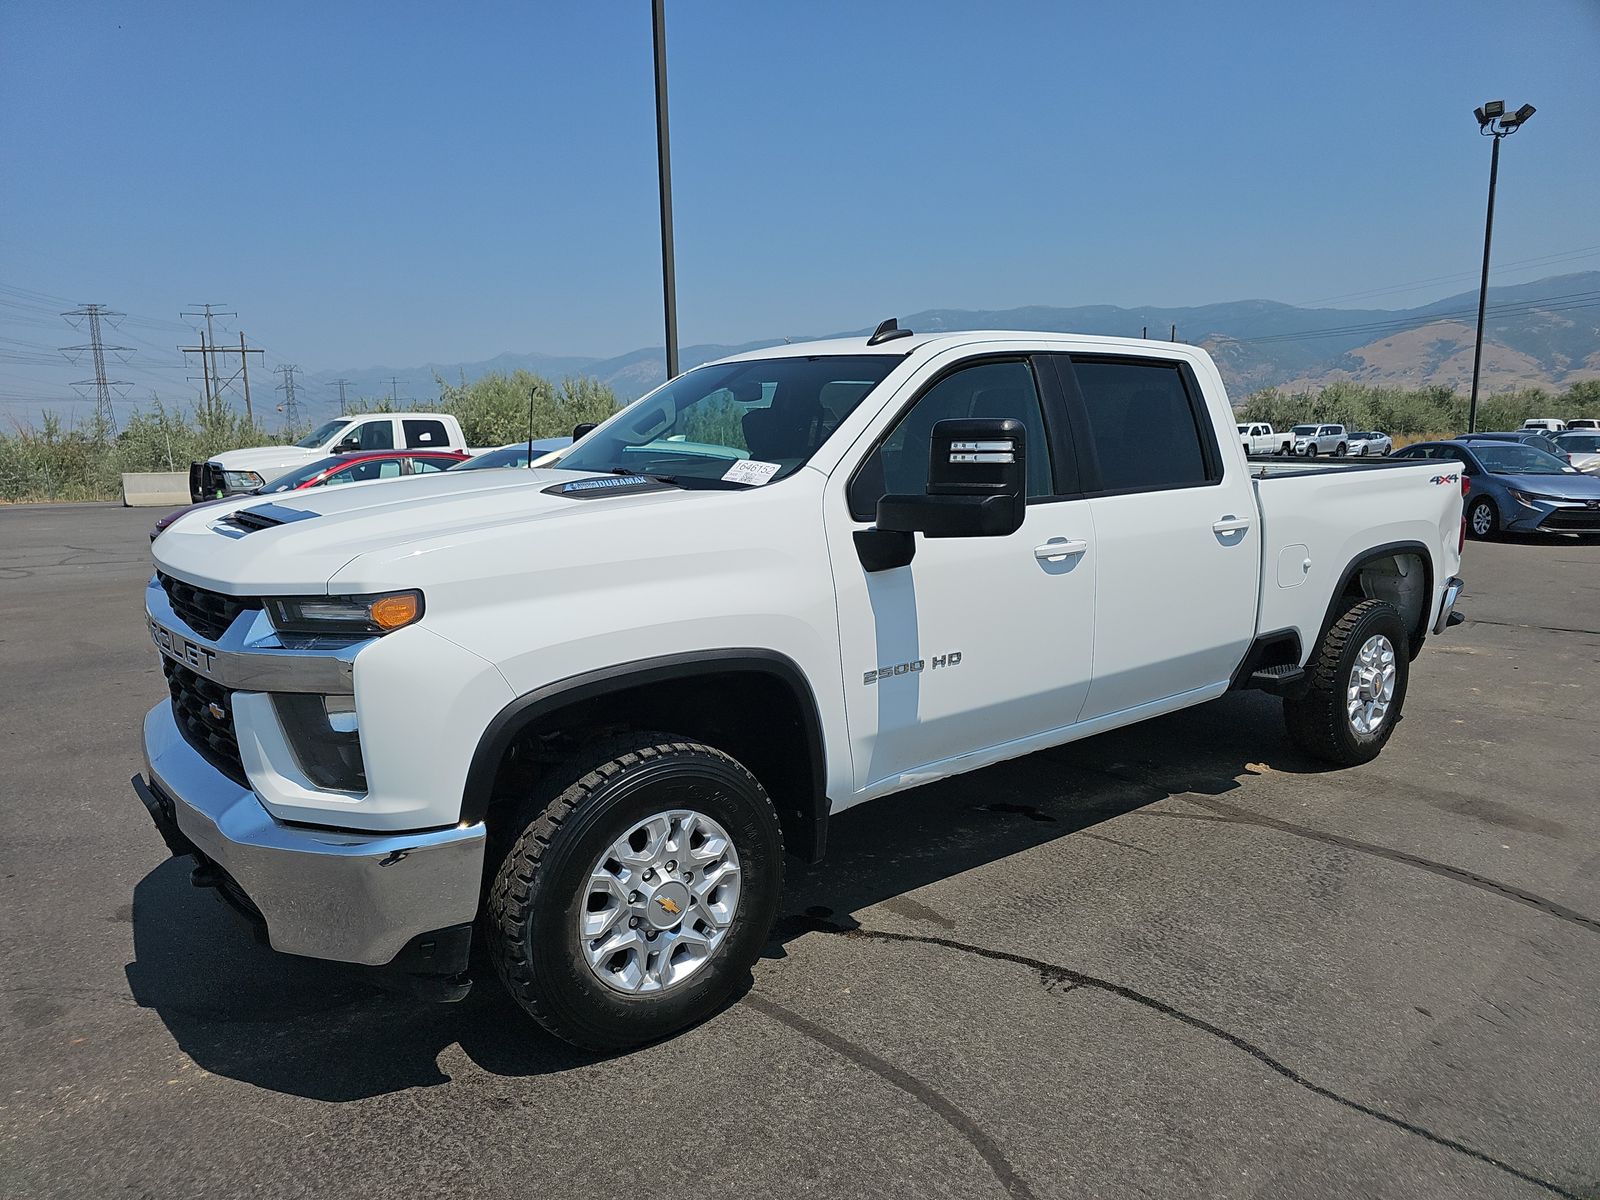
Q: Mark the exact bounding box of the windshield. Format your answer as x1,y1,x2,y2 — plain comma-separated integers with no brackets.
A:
1471,445,1572,476
453,438,571,471
552,355,900,488
1292,425,1317,435
1557,434,1600,452
294,419,349,449
260,455,344,492
1236,424,1248,434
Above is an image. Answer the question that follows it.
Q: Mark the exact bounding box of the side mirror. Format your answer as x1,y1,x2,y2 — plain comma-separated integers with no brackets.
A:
334,436,360,453
572,422,598,441
855,418,1027,572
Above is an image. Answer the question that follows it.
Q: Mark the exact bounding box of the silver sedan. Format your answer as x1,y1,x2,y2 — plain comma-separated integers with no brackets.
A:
1554,432,1600,475
1346,430,1393,456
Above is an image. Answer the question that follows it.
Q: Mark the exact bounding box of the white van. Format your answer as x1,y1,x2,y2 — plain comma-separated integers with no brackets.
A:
1522,418,1568,433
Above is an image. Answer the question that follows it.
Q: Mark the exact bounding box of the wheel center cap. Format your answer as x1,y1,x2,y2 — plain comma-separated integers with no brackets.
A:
646,880,691,930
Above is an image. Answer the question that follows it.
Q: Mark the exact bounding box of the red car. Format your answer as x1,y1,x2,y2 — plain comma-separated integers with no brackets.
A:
150,449,468,540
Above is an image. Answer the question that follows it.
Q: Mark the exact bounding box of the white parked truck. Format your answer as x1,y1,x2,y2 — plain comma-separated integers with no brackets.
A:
1237,421,1292,456
192,412,468,500
137,325,1467,1049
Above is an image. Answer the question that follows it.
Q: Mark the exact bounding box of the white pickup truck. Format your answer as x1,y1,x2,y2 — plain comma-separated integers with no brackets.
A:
1237,421,1292,456
191,412,468,500
137,327,1466,1050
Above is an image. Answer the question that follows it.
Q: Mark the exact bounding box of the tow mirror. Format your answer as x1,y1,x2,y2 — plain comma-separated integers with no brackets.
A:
334,436,360,453
572,422,598,441
855,418,1028,572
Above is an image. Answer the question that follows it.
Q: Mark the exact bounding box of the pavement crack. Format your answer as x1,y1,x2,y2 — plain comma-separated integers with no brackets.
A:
744,992,1036,1200
1160,795,1600,936
790,918,1577,1199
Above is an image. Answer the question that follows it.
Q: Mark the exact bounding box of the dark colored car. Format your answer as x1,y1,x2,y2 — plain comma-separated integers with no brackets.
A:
151,449,468,539
1455,430,1572,465
1390,440,1600,537
450,437,574,471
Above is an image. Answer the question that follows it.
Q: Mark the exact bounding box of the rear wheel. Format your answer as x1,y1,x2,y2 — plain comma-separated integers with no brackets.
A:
484,733,784,1050
1285,598,1409,766
1467,496,1497,539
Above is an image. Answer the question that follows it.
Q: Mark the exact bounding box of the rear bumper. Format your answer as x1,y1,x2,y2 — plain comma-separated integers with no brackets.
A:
139,701,485,968
1432,576,1466,636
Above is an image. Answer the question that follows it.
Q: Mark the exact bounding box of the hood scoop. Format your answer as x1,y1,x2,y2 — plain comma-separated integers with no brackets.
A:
212,502,322,538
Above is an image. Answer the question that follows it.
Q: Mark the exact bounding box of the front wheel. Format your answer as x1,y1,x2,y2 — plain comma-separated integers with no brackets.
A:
1335,443,1348,457
1467,496,1497,539
1285,598,1409,766
484,734,785,1050
1305,444,1318,458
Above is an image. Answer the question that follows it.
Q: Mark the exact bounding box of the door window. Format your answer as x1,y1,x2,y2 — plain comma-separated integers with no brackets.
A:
356,420,394,450
407,456,453,474
849,359,1053,519
1066,358,1217,493
404,418,449,448
323,458,402,486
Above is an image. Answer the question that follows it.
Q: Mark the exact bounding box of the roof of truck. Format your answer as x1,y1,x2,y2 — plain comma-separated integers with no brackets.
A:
709,329,1204,365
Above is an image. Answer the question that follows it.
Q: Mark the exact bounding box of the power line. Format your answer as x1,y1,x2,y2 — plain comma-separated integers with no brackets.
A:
59,303,134,434
329,377,352,415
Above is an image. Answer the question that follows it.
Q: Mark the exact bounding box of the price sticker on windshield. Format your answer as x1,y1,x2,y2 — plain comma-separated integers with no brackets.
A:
722,459,781,487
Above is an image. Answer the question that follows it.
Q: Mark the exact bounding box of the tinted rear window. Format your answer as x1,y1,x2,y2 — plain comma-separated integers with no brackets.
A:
1071,359,1214,491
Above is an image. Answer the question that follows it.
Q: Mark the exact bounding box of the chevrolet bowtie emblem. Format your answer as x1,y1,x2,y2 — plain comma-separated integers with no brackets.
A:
207,702,227,721
656,896,681,915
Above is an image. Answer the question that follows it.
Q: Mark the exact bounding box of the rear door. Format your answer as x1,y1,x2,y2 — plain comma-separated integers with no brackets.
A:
827,352,1096,793
1048,353,1258,721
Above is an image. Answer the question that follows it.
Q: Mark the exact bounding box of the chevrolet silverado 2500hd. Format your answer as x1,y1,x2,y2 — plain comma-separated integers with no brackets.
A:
136,326,1466,1049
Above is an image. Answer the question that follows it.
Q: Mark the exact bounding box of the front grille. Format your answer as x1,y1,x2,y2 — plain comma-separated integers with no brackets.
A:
163,657,247,785
1538,506,1600,531
158,573,261,640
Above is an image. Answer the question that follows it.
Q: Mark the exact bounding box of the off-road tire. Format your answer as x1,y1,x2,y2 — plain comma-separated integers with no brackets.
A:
484,733,784,1051
1467,496,1498,539
1284,598,1409,766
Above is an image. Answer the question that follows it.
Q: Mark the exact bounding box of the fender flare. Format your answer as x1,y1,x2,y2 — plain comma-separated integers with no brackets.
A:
460,649,830,859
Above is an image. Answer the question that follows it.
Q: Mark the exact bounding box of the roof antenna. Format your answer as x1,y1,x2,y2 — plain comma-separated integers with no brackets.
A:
867,317,913,346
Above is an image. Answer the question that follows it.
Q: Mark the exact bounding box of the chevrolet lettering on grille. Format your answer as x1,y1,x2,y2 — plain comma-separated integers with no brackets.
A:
150,619,217,675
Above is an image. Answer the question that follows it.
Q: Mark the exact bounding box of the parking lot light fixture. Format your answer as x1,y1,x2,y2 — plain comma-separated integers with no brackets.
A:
1467,98,1536,435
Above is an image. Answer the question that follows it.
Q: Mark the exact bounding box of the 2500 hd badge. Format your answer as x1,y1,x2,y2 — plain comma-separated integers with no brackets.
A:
864,651,963,685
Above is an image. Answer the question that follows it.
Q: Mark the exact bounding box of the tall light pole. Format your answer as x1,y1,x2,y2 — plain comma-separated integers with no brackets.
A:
652,0,679,380
1467,100,1535,433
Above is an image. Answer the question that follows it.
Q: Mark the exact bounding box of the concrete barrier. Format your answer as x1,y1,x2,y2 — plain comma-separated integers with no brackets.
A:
121,472,189,508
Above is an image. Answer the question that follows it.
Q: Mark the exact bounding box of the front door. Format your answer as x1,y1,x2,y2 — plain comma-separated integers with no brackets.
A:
826,355,1097,797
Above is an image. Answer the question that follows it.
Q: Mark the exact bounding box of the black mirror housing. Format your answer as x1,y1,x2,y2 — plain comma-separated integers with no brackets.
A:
878,418,1027,539
572,422,598,441
856,418,1028,571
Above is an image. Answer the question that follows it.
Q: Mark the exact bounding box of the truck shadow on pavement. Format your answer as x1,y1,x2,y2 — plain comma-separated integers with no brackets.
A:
125,689,1329,1101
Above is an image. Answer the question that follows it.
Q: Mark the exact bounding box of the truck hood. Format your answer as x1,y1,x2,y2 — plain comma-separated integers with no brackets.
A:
152,467,705,594
209,444,323,478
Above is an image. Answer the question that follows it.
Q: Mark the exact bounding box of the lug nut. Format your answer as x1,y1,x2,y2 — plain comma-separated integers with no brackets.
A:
628,892,640,903
683,871,693,883
642,868,654,882
628,917,640,928
665,860,677,872
646,930,657,941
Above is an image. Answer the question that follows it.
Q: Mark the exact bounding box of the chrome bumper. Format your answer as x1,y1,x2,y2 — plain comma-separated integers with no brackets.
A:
139,702,485,967
1432,575,1466,636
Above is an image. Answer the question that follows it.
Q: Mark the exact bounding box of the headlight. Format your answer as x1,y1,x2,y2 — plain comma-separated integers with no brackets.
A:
1507,489,1548,508
264,589,424,635
222,470,264,490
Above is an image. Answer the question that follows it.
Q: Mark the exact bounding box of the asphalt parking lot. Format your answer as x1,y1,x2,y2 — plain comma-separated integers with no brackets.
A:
2,504,1598,1199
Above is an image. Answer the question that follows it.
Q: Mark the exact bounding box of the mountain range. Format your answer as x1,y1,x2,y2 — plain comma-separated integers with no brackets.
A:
296,272,1600,420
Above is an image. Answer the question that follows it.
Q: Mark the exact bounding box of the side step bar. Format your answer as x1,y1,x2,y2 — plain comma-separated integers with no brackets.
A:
1247,664,1306,695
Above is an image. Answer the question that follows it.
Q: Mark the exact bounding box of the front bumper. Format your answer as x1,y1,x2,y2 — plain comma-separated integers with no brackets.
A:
139,701,485,967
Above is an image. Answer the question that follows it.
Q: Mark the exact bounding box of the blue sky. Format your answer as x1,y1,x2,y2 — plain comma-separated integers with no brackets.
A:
2,0,1597,414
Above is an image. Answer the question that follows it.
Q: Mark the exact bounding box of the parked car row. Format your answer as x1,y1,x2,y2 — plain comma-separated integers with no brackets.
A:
1237,422,1392,457
1522,418,1600,433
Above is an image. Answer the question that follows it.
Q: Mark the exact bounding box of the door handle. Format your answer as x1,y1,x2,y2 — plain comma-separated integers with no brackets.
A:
1034,539,1088,561
1211,517,1252,535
